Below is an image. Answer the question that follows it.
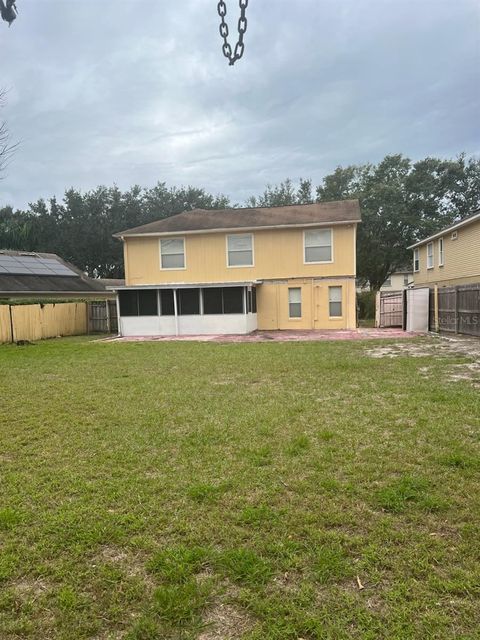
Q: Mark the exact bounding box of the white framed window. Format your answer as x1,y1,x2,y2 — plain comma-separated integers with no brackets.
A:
227,234,253,267
304,228,332,263
288,287,302,318
160,237,185,270
329,286,342,317
438,237,444,266
414,248,420,272
383,276,392,287
403,274,409,286
427,242,434,269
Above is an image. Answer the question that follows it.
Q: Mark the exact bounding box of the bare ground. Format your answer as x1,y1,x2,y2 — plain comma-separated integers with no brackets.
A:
365,334,480,387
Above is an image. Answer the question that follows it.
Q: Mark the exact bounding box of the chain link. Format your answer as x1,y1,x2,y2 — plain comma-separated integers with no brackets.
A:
217,0,248,66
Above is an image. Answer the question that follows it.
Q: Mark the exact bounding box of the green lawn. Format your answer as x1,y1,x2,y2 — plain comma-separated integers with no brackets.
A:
0,336,479,639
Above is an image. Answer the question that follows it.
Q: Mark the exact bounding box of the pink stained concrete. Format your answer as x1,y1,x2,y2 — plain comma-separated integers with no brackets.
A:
103,328,421,343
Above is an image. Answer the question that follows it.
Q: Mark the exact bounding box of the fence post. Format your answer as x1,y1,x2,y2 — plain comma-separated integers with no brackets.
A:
434,284,439,333
105,299,111,333
455,286,459,334
8,304,14,343
375,291,381,328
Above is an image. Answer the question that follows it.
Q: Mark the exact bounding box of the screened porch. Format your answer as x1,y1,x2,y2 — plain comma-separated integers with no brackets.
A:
115,282,258,336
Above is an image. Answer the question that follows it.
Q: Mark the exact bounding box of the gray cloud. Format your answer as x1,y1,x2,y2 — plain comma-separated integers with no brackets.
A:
1,0,479,209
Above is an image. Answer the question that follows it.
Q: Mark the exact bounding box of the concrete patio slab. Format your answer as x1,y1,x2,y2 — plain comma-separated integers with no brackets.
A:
102,328,422,343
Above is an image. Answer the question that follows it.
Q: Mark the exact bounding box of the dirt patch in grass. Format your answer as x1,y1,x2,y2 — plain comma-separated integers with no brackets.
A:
198,602,254,640
96,545,155,585
13,577,49,600
365,336,480,387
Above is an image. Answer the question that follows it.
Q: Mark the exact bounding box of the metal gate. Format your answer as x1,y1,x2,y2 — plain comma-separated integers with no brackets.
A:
378,291,404,328
88,300,118,333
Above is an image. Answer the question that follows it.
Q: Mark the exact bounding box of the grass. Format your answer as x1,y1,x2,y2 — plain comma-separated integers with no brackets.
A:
0,335,479,639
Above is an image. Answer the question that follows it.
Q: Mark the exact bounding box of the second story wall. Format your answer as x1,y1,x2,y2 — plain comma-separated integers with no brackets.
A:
414,218,480,287
124,224,357,286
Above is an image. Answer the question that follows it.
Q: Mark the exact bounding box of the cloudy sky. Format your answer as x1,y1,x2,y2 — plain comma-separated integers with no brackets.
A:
1,0,479,209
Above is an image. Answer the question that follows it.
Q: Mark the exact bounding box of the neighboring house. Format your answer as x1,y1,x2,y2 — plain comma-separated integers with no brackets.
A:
381,270,413,290
0,250,112,300
111,200,361,336
357,269,413,293
409,209,480,288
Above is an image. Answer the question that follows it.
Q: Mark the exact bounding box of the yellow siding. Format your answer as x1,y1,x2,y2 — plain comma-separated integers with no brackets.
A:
257,278,356,330
414,219,480,287
0,303,87,343
124,225,357,285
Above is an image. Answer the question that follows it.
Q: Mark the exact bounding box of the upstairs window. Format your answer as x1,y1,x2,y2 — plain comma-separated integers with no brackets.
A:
227,234,253,267
414,248,420,272
288,287,302,318
304,229,332,263
403,274,409,286
427,242,434,269
160,237,185,269
329,286,342,317
383,276,392,287
438,237,445,266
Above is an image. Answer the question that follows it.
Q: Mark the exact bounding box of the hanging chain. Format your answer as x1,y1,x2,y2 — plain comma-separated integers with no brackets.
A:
0,0,18,25
217,0,248,66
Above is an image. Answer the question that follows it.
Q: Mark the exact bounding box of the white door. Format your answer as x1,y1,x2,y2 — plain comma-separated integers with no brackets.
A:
406,288,429,332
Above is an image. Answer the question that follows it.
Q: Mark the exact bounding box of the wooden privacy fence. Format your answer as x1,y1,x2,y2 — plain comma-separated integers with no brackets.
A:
88,300,118,333
429,284,480,337
0,302,87,343
375,290,405,328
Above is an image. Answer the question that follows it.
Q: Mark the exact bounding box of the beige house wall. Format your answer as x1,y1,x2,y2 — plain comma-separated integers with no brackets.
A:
123,224,357,286
414,219,480,287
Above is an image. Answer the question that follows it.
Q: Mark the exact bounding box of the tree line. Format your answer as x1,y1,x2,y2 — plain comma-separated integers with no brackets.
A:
1,153,479,289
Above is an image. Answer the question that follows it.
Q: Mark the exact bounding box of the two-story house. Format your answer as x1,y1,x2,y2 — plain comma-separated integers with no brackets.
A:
409,209,480,288
111,200,361,336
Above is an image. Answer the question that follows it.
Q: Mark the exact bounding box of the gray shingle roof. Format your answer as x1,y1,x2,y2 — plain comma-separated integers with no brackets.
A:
0,250,107,295
114,199,361,237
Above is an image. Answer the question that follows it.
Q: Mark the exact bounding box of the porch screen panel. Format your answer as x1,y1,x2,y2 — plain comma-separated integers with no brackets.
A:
160,290,175,316
119,290,138,316
138,290,158,316
223,287,244,314
203,288,223,314
178,288,200,315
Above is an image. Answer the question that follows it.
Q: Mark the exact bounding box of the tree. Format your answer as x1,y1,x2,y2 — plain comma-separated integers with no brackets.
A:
0,90,17,176
249,154,480,290
0,183,230,277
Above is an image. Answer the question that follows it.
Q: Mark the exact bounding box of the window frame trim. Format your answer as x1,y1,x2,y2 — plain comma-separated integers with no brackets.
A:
328,285,343,319
225,233,255,268
426,241,434,270
413,247,420,273
159,236,186,271
438,237,445,267
303,228,334,265
288,286,302,320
